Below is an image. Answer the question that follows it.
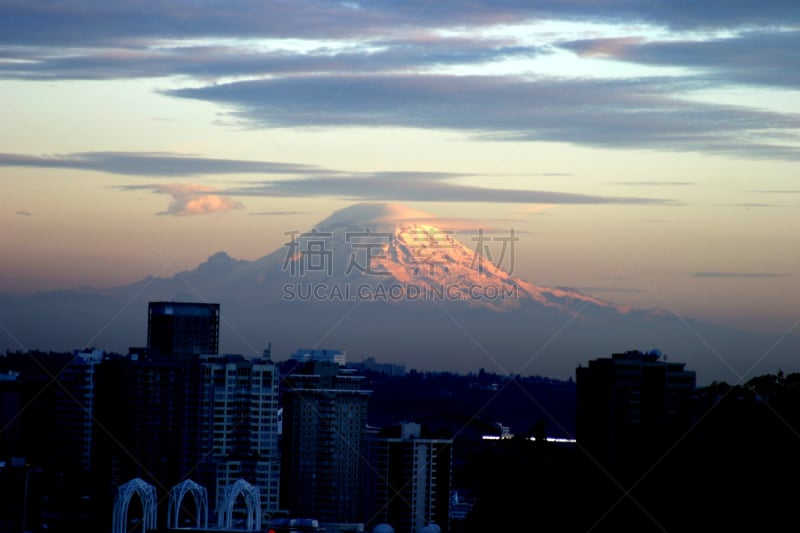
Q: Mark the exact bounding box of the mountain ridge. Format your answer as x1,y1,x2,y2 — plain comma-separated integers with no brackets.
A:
0,202,797,383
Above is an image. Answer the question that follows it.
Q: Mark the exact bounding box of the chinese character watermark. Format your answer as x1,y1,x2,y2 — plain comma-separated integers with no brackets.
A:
282,229,333,277
345,229,393,276
470,228,518,275
408,228,455,276
279,226,521,302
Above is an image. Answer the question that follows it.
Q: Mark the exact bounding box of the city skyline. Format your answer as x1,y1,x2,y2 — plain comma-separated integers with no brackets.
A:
4,339,798,532
2,2,799,372
2,292,800,532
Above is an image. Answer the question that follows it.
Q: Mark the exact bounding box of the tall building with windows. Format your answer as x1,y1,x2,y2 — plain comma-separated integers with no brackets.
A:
280,360,371,525
55,349,104,471
0,370,23,460
198,354,282,518
365,422,452,533
576,350,696,466
103,303,281,528
123,353,203,491
105,302,217,513
147,301,220,357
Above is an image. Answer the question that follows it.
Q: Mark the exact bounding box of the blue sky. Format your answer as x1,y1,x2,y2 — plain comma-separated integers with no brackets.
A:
1,0,798,337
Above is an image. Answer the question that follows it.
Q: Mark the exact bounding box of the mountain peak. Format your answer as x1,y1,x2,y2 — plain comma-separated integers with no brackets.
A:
207,251,233,261
265,202,623,314
194,251,240,274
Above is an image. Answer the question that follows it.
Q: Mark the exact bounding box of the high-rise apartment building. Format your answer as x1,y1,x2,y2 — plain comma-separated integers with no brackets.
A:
107,302,218,504
576,350,696,466
147,301,220,357
198,354,282,518
0,370,23,460
365,422,452,533
55,349,104,471
280,360,371,525
122,353,203,491
106,303,282,528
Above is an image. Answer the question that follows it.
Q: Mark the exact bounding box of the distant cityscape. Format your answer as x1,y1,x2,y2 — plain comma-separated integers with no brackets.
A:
1,301,798,532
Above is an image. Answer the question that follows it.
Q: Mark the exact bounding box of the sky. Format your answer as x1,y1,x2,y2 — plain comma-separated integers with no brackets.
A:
1,0,799,341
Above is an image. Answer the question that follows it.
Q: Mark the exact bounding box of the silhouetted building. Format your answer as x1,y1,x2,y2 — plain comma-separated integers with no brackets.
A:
365,422,452,533
0,351,106,530
100,303,283,529
54,349,104,471
198,354,282,519
123,353,203,493
280,360,371,524
0,370,23,460
147,301,220,357
576,350,695,467
354,357,406,377
104,303,215,512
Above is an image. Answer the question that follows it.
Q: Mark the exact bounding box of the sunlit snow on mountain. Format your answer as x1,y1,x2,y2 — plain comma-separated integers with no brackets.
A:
268,202,621,313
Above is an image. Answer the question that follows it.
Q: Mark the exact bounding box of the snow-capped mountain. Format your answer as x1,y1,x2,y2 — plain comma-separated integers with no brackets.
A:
0,202,797,383
243,202,621,314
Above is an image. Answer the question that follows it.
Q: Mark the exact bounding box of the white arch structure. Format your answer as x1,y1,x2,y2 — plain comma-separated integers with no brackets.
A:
217,479,261,531
112,478,157,533
168,479,209,529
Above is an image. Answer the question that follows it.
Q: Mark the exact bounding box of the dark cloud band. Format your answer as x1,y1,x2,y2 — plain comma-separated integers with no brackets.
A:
166,74,800,160
0,151,318,177
693,272,791,279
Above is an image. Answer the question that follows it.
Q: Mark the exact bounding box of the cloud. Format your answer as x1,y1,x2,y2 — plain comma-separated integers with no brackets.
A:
522,204,557,215
2,2,798,98
0,38,542,81
3,3,798,163
610,181,694,186
723,203,780,208
0,151,318,177
2,1,798,51
249,210,309,216
225,172,676,205
560,30,800,89
309,201,526,234
123,183,244,216
15,210,32,216
692,271,791,279
381,215,521,233
6,149,672,206
167,74,800,160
